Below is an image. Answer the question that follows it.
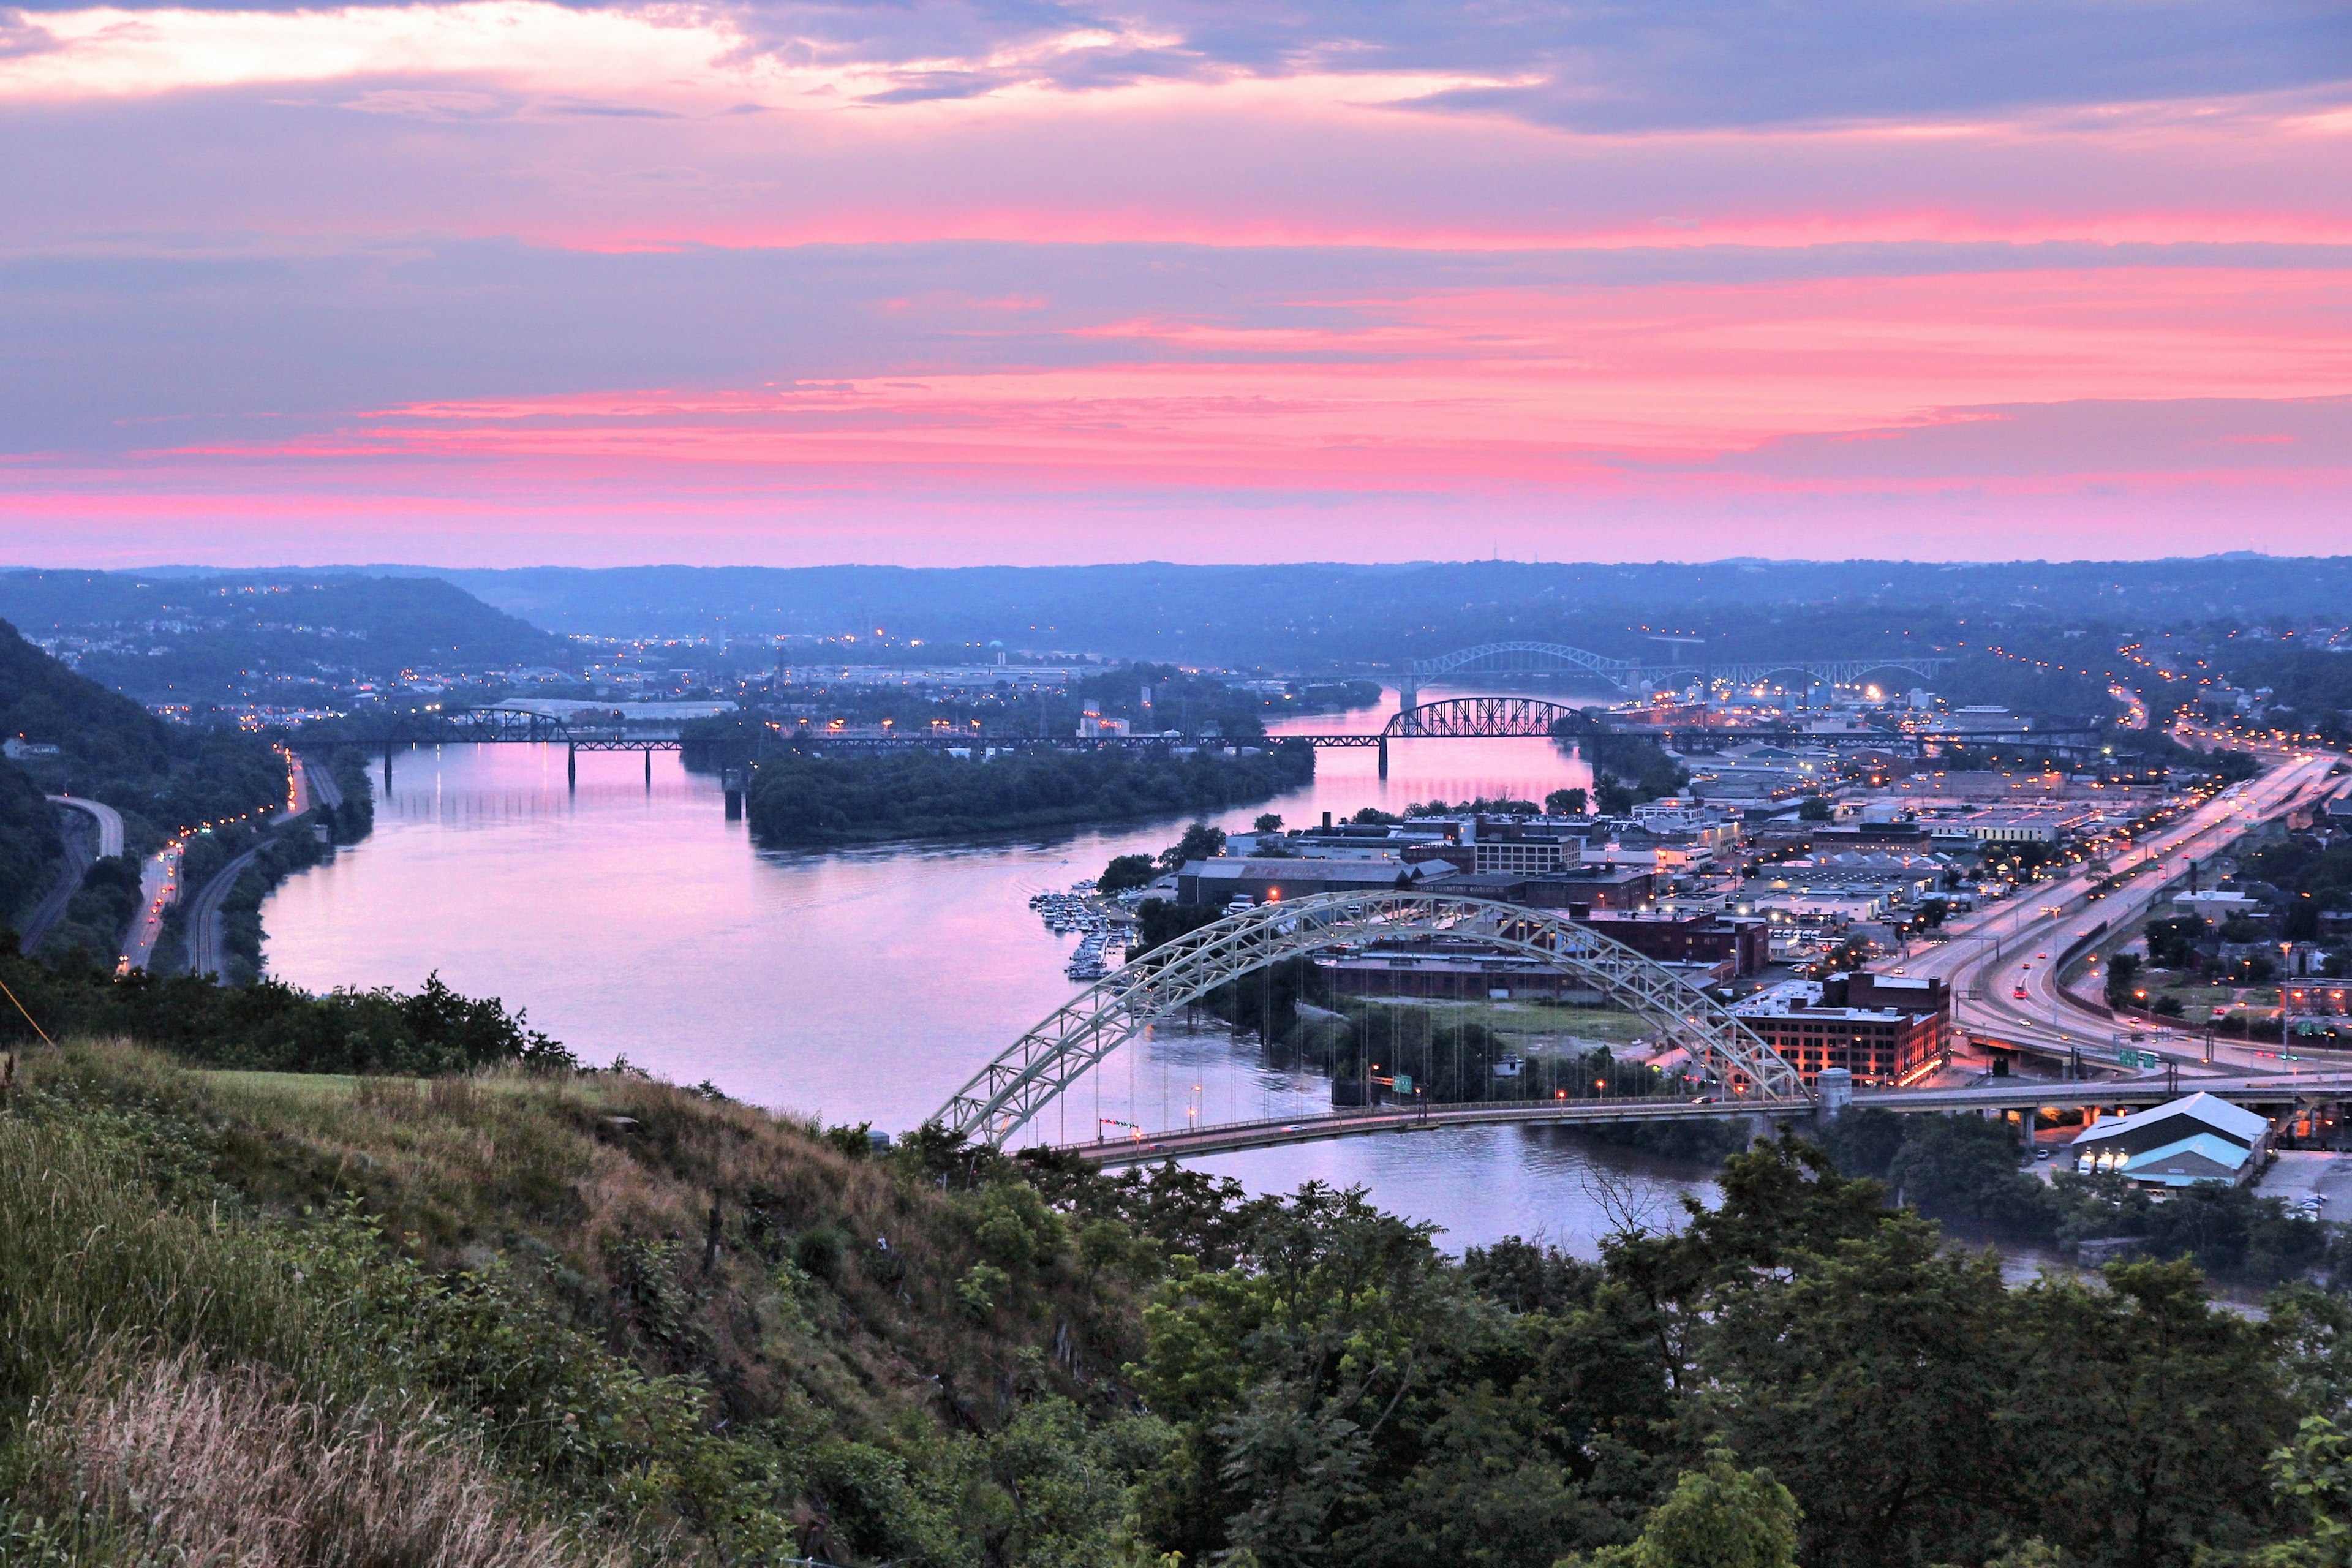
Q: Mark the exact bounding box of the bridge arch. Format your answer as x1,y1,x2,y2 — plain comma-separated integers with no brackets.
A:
1705,656,1950,693
935,891,1807,1147
1383,696,1586,739
1411,641,1638,688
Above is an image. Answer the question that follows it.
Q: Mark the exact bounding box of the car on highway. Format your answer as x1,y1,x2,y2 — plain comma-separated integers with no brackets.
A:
2013,985,2030,1000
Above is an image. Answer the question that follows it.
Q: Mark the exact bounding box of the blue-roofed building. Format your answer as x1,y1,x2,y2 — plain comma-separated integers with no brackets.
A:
2070,1093,2273,1188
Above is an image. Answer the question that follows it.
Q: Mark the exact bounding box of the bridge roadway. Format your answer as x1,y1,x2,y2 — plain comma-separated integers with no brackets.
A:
1063,1070,2352,1165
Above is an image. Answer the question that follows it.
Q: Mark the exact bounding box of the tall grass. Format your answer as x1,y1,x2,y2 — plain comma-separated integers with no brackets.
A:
13,1351,620,1568
0,1117,322,1420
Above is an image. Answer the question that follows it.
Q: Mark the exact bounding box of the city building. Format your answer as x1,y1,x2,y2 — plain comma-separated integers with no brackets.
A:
2174,889,2263,918
1580,911,1770,977
1175,857,1455,907
1730,971,1950,1087
1436,866,1657,913
1318,947,1607,1000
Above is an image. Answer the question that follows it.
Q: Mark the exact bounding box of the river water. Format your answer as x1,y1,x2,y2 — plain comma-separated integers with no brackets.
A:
263,685,1721,1251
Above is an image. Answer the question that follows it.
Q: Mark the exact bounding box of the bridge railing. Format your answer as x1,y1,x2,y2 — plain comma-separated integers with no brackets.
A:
1065,1090,1734,1149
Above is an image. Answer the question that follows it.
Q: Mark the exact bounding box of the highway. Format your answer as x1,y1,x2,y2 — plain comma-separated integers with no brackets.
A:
47,795,124,858
118,842,181,971
183,844,263,982
1895,739,2340,1072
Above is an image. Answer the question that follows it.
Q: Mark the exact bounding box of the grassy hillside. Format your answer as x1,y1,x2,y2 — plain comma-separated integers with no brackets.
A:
0,1042,1167,1566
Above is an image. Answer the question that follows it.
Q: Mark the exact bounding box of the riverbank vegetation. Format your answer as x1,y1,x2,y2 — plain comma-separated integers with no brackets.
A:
745,745,1313,848
0,947,573,1076
10,1033,2352,1567
1822,1107,2345,1289
1546,713,1692,810
697,663,1380,750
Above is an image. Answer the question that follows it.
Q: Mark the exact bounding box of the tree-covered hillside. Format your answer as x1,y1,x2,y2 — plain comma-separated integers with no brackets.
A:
0,571,573,703
0,620,285,845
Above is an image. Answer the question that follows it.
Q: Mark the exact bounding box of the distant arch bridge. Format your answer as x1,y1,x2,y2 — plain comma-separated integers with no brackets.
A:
1405,641,1949,698
934,891,1809,1148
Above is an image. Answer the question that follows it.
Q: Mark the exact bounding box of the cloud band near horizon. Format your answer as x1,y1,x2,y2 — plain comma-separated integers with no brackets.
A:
3,0,2349,566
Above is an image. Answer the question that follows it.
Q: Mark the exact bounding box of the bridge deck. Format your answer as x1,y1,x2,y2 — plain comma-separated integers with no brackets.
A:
1059,1072,2352,1165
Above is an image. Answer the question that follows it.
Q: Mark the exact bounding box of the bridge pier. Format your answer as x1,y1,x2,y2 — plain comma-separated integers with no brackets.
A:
382,743,392,791
644,748,652,790
1377,736,1389,778
567,743,576,792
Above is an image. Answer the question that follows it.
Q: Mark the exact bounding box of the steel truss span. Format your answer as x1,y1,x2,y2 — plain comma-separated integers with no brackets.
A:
934,891,1809,1147
1385,696,1584,738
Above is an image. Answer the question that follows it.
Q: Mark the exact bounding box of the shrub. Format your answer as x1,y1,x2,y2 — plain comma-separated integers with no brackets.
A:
794,1226,845,1282
957,1264,1009,1322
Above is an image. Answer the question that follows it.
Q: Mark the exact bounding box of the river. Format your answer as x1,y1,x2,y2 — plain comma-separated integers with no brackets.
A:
263,685,1721,1251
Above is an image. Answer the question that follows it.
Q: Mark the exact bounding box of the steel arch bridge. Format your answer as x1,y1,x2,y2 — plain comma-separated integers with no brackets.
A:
1411,641,1639,687
934,891,1809,1147
1384,695,1583,739
1706,657,1948,691
1402,642,1950,696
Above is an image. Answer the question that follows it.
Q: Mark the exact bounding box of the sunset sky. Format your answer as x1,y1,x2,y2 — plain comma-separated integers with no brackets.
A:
4,0,2349,566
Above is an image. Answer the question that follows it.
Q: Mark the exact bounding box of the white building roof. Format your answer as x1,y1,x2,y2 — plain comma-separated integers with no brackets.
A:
2069,1091,2269,1150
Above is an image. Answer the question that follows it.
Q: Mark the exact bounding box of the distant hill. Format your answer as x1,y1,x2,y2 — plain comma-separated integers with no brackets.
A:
0,571,575,703
0,619,288,846
0,617,174,777
371,557,2352,666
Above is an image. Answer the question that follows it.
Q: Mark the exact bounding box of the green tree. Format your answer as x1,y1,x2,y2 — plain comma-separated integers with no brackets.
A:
1099,853,1160,894
2144,918,2206,969
1562,1448,1800,1568
1884,1115,2054,1240
1547,787,1589,817
2106,952,2144,1010
2248,1417,2352,1567
2285,895,2323,943
1254,813,1284,832
1159,821,1227,872
1131,1185,1464,1566
2013,1260,2293,1566
1703,1215,2019,1568
1797,796,1834,823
